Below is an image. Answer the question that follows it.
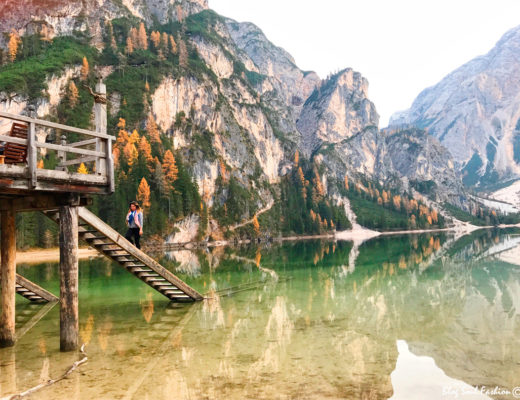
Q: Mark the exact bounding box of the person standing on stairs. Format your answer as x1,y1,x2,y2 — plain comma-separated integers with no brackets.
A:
125,201,143,249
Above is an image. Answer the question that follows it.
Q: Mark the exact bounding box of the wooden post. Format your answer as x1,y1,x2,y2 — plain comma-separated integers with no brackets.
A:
94,80,107,178
57,134,67,171
59,205,79,352
27,105,37,188
0,204,16,347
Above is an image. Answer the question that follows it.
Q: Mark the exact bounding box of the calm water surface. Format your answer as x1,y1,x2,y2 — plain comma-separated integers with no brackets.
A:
1,230,520,399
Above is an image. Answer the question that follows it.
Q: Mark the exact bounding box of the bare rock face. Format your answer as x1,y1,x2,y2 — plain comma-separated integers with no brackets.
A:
390,25,520,186
297,69,379,157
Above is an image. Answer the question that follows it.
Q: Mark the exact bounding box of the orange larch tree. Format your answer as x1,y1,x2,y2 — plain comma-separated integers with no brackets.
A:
162,150,178,190
80,57,89,81
137,177,151,210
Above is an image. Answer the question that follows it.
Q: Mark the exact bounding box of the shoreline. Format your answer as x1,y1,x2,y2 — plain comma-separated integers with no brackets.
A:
16,248,100,265
16,223,520,263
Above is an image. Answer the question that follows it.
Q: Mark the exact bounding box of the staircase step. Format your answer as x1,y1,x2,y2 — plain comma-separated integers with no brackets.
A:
137,273,160,278
130,267,153,273
124,263,146,268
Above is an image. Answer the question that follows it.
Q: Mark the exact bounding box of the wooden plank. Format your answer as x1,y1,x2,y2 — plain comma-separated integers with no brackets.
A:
68,138,98,148
0,206,16,347
59,156,98,167
59,205,79,352
37,142,105,158
0,111,116,140
0,134,27,146
78,207,203,301
16,274,58,302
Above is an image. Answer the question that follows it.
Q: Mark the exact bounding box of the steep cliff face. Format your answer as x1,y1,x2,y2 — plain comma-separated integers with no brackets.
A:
390,25,520,187
0,1,475,237
297,69,379,157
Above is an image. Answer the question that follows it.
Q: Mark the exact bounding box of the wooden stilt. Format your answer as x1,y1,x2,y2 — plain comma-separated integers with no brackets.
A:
0,206,16,347
59,205,79,352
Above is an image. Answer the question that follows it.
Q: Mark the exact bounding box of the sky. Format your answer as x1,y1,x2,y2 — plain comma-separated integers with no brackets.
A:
209,0,520,126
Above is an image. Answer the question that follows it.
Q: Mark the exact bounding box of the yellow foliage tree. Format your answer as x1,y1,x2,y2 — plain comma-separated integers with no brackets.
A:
219,159,228,183
7,30,20,62
344,175,349,190
81,57,89,81
123,143,138,166
392,195,401,210
138,136,153,164
150,31,161,48
137,177,151,210
113,147,121,169
162,150,178,189
297,166,305,186
144,80,150,92
37,159,44,169
147,113,161,144
129,129,140,145
138,22,148,50
68,81,79,108
77,163,88,174
294,150,299,166
126,36,134,54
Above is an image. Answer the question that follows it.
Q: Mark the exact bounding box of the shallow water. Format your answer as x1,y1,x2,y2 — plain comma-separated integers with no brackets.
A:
2,230,520,399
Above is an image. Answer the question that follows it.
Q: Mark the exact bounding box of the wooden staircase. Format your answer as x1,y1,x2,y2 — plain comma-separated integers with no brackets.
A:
3,274,58,303
44,207,203,303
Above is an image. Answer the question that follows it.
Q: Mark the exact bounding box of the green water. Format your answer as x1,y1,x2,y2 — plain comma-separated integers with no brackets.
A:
1,230,520,399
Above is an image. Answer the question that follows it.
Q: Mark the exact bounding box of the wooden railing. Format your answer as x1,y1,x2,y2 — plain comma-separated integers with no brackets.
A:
0,103,115,193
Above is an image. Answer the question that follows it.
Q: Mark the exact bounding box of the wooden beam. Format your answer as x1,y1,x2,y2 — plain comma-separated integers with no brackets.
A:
59,205,79,352
0,193,90,212
59,156,98,167
0,205,16,347
68,138,98,148
0,134,27,146
0,111,116,140
37,142,105,158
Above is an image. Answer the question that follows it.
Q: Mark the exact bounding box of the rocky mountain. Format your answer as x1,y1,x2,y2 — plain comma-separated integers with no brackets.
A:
390,25,520,187
0,0,490,241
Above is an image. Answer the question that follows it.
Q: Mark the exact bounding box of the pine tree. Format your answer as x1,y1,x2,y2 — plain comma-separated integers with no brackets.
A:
150,31,161,48
68,81,79,108
126,36,134,54
123,143,138,167
138,136,153,166
146,113,161,144
162,150,178,190
138,22,148,50
81,57,89,81
137,177,151,210
129,129,140,145
129,27,139,49
7,30,20,62
78,163,88,174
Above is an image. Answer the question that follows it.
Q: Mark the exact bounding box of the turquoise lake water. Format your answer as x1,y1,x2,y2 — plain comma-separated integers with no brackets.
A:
1,229,520,399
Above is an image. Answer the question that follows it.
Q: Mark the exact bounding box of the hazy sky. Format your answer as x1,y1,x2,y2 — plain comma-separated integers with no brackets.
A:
209,0,520,126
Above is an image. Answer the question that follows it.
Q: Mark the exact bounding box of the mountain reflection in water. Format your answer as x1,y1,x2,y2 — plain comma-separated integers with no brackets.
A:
1,229,519,399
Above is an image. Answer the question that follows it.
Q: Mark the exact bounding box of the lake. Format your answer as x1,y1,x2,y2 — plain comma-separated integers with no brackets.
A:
1,230,520,399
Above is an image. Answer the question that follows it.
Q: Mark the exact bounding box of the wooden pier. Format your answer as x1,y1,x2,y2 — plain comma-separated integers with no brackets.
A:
0,81,202,352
